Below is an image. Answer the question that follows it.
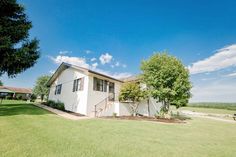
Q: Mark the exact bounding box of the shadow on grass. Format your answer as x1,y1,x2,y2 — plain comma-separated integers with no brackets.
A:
0,103,51,116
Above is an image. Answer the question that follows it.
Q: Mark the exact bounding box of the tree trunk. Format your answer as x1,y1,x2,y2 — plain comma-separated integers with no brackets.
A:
147,98,150,116
129,102,139,116
41,94,44,102
163,100,170,113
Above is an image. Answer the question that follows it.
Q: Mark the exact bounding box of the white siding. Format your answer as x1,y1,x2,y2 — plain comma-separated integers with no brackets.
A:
48,68,89,115
86,74,122,116
48,66,163,117
118,98,162,117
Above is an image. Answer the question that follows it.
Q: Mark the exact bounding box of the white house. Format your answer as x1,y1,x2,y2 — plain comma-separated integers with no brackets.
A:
47,62,162,117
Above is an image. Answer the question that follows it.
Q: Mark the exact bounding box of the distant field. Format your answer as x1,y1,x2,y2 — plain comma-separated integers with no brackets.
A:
188,102,236,110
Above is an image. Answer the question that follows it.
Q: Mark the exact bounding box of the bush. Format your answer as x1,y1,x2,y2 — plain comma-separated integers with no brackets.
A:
44,100,65,111
30,94,37,102
18,95,23,100
112,112,117,117
6,95,12,100
56,101,65,111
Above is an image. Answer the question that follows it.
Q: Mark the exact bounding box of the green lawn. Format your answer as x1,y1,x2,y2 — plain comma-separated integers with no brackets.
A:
1,100,236,157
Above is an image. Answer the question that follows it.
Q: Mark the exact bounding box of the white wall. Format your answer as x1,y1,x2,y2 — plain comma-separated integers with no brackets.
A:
117,103,132,116
86,74,122,116
118,98,162,117
48,68,89,115
48,67,163,117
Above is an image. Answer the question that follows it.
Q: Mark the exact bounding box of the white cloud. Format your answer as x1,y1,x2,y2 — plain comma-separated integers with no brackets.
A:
115,61,120,67
122,64,127,68
50,55,89,68
189,44,236,74
99,53,113,65
91,57,96,62
59,51,71,55
50,54,131,79
85,50,92,54
225,72,236,77
49,70,55,74
91,62,98,69
110,72,132,79
190,82,236,102
94,68,132,79
111,62,127,68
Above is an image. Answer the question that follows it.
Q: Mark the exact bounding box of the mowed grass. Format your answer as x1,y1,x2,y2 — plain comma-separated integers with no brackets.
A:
1,101,236,157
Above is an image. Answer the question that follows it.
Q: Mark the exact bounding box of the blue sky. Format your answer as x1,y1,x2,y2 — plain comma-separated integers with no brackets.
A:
2,0,236,102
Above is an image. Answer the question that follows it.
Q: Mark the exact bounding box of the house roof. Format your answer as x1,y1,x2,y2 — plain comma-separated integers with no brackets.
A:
0,86,32,94
46,62,125,86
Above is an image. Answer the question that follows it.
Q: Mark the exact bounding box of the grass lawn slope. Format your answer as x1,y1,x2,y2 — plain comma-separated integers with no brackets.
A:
0,100,236,157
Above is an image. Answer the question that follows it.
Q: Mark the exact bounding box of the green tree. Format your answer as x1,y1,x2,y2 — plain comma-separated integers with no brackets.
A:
0,0,40,77
0,80,3,86
33,75,50,101
141,52,192,112
119,82,147,116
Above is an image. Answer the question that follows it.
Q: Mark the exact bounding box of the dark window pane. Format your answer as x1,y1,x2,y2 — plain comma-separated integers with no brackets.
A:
93,77,97,91
104,80,107,92
73,80,76,92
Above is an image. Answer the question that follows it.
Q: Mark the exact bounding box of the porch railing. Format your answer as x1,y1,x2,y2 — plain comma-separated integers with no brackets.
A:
94,93,116,117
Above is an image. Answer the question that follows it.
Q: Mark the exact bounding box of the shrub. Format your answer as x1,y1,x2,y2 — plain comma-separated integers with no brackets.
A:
5,95,12,100
30,94,37,102
18,95,23,100
47,100,56,108
112,112,117,117
45,100,65,111
56,101,65,111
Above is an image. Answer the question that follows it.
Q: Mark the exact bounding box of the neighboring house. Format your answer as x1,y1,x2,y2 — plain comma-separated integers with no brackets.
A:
47,62,162,117
0,86,32,100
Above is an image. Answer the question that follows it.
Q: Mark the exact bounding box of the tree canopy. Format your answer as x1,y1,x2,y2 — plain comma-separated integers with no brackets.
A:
0,80,3,86
141,52,192,111
33,75,50,101
0,0,40,77
119,82,147,116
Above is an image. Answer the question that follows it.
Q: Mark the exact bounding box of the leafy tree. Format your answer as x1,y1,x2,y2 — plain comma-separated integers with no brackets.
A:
119,82,147,116
0,80,3,86
0,0,40,77
33,75,50,101
141,52,192,112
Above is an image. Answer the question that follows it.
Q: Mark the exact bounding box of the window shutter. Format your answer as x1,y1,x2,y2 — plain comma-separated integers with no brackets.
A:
54,86,57,95
73,80,76,92
93,77,97,90
75,79,78,91
80,78,84,90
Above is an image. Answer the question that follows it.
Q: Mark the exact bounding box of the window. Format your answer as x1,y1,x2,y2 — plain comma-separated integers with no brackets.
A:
109,82,114,93
55,84,62,95
73,78,84,92
93,77,107,92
